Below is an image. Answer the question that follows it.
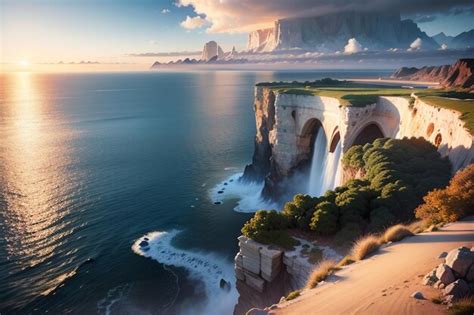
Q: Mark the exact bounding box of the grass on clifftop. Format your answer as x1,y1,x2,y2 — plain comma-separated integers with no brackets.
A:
416,91,474,135
258,79,421,107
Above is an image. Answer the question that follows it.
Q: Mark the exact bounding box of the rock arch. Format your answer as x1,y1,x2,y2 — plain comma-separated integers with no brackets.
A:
329,128,341,153
352,123,385,147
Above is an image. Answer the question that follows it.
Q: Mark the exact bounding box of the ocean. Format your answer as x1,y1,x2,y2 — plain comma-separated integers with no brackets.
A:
0,70,390,314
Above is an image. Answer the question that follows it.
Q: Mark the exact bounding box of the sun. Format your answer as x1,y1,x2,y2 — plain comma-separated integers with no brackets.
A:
19,59,30,68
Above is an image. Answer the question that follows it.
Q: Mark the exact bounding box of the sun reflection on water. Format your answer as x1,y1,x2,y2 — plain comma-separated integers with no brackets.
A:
1,72,81,306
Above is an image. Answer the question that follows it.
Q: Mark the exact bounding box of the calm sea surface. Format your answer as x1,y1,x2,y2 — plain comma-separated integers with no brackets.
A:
0,70,390,314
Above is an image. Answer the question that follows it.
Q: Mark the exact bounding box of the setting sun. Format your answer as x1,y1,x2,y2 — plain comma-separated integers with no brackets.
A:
19,60,30,68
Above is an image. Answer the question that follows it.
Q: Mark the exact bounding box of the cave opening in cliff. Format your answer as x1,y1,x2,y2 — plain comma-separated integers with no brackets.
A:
352,123,384,146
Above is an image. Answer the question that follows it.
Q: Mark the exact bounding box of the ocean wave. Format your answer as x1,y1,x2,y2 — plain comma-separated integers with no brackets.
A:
131,230,238,315
209,173,278,212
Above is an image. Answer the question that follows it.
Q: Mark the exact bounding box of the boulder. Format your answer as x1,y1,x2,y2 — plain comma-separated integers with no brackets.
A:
411,291,424,299
422,267,438,286
444,279,470,301
445,247,474,277
436,264,456,285
438,252,448,259
466,265,474,282
220,278,231,292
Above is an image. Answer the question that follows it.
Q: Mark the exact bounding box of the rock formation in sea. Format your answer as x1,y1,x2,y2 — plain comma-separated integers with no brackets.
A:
247,11,439,52
392,59,474,88
201,40,225,61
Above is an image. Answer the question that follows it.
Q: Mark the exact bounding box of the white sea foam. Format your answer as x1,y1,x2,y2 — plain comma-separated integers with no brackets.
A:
132,230,238,315
209,172,278,212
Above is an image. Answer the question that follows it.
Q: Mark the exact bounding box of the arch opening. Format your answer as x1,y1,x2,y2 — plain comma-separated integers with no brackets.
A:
435,133,442,147
426,123,435,137
352,123,384,146
329,131,341,153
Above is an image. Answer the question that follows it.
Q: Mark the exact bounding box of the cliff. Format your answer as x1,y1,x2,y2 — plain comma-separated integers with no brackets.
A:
391,59,474,89
247,11,439,52
201,41,225,61
242,85,474,200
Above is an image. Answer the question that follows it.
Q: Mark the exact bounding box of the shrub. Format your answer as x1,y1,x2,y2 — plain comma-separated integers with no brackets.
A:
407,220,429,234
305,260,337,289
350,235,382,261
416,164,474,224
449,296,474,315
309,201,339,234
241,210,296,248
383,224,414,243
286,290,300,301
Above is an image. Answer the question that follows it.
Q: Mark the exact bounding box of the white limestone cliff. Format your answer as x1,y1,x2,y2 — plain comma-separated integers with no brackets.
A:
201,41,225,61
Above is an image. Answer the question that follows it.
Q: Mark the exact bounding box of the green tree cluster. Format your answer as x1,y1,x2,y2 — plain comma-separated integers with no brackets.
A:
242,137,451,245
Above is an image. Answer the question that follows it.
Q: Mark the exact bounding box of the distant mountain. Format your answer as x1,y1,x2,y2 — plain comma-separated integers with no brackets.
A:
432,32,454,46
450,30,474,49
391,59,474,88
247,11,439,52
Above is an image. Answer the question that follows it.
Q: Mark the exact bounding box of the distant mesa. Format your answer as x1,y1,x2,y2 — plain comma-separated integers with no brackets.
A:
391,58,474,89
246,11,440,53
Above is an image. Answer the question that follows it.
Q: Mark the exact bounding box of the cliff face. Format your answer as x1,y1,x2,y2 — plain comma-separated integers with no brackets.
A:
247,11,439,52
243,86,474,199
391,59,474,89
201,41,225,61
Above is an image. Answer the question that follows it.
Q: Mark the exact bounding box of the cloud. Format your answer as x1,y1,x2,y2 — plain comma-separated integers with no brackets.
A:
413,14,437,23
408,38,423,51
128,51,201,57
176,0,474,33
180,15,208,30
344,38,363,54
440,43,448,50
161,9,170,14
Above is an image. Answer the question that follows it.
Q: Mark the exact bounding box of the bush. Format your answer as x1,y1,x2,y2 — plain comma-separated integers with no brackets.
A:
383,224,414,243
350,235,382,261
309,201,339,234
305,260,337,289
416,164,474,224
286,290,301,300
241,210,296,249
449,296,474,315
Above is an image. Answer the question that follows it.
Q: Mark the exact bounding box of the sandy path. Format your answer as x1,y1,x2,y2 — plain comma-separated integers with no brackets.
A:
272,217,474,315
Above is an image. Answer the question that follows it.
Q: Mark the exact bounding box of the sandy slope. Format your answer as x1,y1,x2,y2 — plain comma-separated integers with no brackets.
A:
272,217,474,315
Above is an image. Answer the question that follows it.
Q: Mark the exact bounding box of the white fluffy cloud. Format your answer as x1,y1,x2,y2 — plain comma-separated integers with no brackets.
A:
408,38,423,51
161,9,170,14
180,15,208,30
176,0,473,33
344,38,363,54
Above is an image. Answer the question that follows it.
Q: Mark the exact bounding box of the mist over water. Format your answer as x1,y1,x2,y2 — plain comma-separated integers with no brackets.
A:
0,70,389,314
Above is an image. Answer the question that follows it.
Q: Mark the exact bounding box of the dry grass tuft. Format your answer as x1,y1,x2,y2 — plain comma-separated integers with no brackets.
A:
383,224,414,243
305,260,337,289
286,290,300,301
407,220,429,234
449,296,474,315
337,255,355,267
350,235,382,261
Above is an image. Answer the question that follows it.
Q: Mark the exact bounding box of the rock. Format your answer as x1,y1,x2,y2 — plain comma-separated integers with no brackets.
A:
438,252,448,259
469,282,474,294
434,280,445,289
436,264,456,285
201,41,225,61
466,264,474,282
139,240,149,247
444,279,470,301
244,271,265,292
422,267,438,286
220,278,231,291
214,201,222,205
411,291,424,299
445,247,474,278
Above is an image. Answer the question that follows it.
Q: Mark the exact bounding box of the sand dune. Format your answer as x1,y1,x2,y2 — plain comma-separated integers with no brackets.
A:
272,217,474,315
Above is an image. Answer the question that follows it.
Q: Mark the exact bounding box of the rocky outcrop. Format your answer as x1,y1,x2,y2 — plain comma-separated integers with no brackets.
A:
234,236,341,314
423,247,474,303
247,11,439,52
391,58,474,88
201,41,225,61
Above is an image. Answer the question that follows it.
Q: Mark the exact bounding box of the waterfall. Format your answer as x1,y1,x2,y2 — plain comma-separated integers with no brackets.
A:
308,128,342,196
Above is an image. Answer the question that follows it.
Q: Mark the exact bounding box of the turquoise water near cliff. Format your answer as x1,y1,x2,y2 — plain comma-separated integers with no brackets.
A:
0,70,390,314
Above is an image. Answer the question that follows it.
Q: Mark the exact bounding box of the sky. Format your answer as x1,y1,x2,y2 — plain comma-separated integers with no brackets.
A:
1,0,473,71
